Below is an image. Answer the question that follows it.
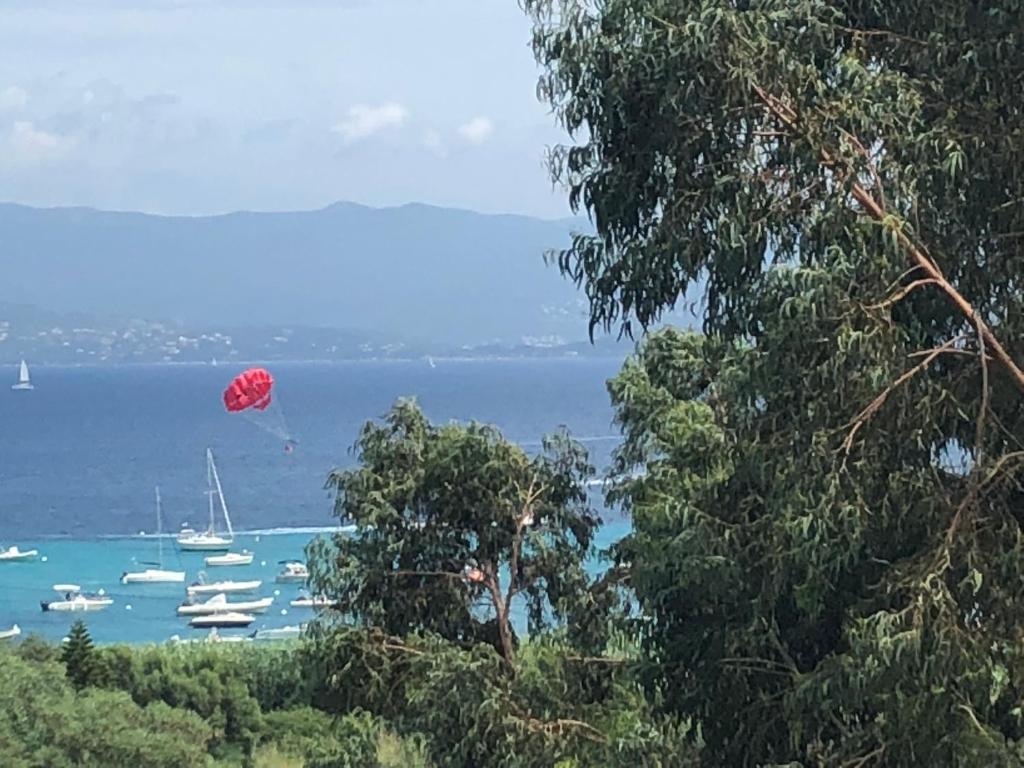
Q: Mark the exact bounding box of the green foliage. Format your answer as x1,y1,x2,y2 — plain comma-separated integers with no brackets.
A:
306,628,695,768
91,643,273,755
526,1,1024,765
61,619,96,691
308,399,602,664
0,649,213,767
261,707,433,768
15,633,60,664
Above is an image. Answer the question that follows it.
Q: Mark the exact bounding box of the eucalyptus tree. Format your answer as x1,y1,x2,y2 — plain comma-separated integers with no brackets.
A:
525,1,1024,765
308,399,600,667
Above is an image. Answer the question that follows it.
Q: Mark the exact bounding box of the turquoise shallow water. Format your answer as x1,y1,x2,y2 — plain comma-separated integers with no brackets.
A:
0,522,629,644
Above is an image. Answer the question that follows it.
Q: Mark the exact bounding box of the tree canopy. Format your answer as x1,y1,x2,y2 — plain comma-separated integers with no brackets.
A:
526,1,1024,765
309,398,602,665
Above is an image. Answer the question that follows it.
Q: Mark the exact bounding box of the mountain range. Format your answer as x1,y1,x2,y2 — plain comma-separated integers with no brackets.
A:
0,201,593,349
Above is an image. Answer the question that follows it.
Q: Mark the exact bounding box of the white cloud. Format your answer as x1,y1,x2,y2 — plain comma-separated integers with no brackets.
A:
332,103,408,144
9,121,70,162
457,116,493,144
0,85,28,110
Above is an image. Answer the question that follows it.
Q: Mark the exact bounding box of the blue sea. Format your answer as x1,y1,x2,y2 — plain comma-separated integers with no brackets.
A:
0,358,629,643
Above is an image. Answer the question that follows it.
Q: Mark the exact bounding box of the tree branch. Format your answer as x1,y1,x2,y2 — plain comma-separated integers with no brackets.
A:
749,83,1024,393
841,336,964,454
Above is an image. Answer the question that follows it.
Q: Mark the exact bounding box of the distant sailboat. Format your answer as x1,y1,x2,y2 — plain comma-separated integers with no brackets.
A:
11,360,32,391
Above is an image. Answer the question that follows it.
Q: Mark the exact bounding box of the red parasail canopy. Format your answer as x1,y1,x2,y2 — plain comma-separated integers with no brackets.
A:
223,368,274,413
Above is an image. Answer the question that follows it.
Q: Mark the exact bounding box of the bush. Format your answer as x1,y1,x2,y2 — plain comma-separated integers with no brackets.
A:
0,650,213,767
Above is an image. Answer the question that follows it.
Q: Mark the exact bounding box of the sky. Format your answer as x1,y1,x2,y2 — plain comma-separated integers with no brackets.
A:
0,0,574,219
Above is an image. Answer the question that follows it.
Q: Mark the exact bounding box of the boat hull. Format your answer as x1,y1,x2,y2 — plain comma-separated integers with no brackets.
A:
11,384,33,391
0,625,20,640
274,573,307,584
178,597,273,616
187,580,261,596
204,554,254,567
41,598,113,612
289,598,337,610
0,549,38,562
176,537,232,552
189,612,255,629
121,569,186,584
252,625,301,641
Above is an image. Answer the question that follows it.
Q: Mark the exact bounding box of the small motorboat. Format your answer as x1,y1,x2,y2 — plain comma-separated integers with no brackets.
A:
251,624,302,641
186,574,261,596
275,561,309,584
0,545,39,562
0,624,21,640
41,585,113,612
289,593,336,610
189,612,255,629
204,551,254,567
177,593,273,616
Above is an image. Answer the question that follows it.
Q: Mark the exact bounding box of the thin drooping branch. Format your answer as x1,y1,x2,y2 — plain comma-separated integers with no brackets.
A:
507,706,607,744
841,336,964,454
750,84,1024,393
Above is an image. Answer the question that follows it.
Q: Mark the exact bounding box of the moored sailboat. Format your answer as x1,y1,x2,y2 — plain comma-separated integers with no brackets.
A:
204,550,254,567
122,487,186,584
177,449,234,551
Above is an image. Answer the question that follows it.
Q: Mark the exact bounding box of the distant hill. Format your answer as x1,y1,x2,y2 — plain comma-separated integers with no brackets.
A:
0,201,593,347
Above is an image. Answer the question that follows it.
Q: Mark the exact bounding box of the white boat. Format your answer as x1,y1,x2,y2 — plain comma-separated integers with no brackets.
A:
122,488,186,584
251,625,302,641
41,585,113,612
0,624,21,640
177,593,273,616
204,551,254,567
189,612,254,629
0,545,39,562
168,628,248,644
289,593,336,610
11,359,33,391
186,573,261,596
177,449,234,551
275,561,309,584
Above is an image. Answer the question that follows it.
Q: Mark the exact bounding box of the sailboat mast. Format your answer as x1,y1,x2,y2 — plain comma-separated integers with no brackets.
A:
155,486,164,567
206,452,216,532
207,448,234,540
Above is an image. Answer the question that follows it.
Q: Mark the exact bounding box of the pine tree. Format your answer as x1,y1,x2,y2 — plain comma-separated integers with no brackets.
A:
61,619,96,691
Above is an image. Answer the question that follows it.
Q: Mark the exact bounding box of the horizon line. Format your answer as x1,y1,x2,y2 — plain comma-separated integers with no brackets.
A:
0,198,588,225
